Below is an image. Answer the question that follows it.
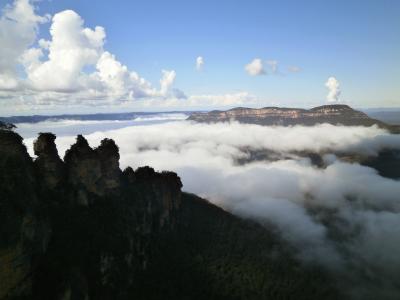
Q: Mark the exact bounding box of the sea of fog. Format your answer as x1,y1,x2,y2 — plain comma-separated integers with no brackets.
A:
16,112,400,299
15,112,189,138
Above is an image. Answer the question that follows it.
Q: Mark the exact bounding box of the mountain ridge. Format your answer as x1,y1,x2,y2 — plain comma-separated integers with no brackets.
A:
188,104,399,132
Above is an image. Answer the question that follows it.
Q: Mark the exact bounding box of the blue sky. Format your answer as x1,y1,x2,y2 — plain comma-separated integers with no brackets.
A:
0,0,399,115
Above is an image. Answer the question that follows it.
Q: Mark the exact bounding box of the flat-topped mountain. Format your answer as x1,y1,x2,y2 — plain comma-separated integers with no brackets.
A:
188,104,393,129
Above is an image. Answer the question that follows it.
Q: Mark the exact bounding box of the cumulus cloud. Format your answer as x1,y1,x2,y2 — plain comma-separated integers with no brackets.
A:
245,58,265,76
95,51,159,100
24,9,174,100
22,120,400,299
325,76,341,102
0,0,49,90
0,1,180,107
25,10,105,92
196,56,204,71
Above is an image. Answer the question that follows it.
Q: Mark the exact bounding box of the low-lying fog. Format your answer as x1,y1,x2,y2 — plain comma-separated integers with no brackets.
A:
20,118,400,299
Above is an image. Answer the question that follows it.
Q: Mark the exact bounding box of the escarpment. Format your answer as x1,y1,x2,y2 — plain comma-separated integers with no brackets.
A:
188,104,395,130
0,129,340,300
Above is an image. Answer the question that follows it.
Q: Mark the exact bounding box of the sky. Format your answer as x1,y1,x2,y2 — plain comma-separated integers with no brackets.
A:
0,0,399,115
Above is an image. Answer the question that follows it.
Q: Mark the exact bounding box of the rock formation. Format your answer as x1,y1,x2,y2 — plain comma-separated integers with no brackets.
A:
33,133,65,190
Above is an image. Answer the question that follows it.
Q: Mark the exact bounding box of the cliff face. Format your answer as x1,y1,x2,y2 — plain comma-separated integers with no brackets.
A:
0,130,42,299
0,131,181,300
188,104,390,128
0,129,339,300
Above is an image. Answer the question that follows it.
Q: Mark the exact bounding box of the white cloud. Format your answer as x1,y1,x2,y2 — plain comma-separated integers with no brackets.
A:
0,1,179,107
0,0,49,89
95,51,157,100
325,76,341,102
23,9,169,101
245,58,265,76
25,10,105,92
245,58,301,77
196,56,204,71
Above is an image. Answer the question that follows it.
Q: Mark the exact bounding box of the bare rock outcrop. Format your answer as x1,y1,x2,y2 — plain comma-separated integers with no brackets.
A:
33,133,65,190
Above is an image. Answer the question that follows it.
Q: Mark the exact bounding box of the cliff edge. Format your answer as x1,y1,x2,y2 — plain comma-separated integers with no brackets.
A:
188,104,395,130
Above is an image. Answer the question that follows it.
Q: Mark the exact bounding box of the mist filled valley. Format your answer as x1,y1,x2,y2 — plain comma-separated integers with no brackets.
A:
10,115,399,299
